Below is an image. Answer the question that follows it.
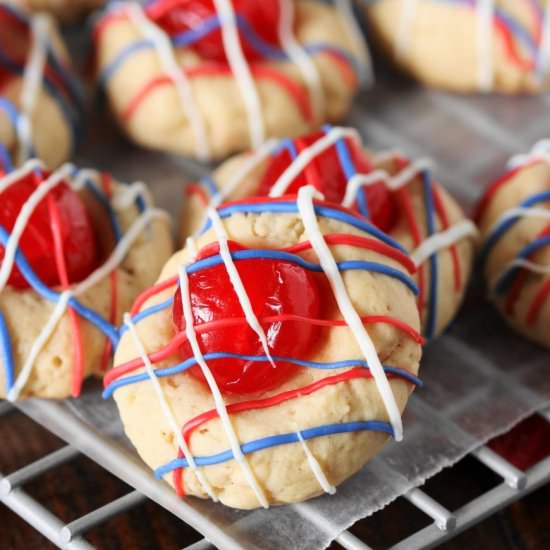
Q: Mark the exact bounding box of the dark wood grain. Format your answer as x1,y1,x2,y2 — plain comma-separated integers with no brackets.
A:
1,409,548,550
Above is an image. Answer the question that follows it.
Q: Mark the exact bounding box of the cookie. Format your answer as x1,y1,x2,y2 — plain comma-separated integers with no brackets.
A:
106,190,422,509
364,0,550,93
181,126,477,338
93,0,371,161
6,0,103,22
476,140,550,348
0,160,173,400
0,4,84,169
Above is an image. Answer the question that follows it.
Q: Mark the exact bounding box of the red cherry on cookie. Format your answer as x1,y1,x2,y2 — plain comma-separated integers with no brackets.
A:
147,0,281,63
0,171,99,289
172,241,321,395
256,131,397,232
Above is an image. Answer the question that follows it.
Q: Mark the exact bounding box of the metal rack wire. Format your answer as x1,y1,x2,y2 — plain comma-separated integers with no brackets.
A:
1,399,549,549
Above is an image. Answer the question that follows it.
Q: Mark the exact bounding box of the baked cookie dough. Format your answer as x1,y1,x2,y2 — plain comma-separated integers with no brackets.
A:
364,0,550,93
6,0,103,22
93,0,371,161
476,140,550,348
0,160,173,400
0,4,84,169
181,126,477,338
106,190,422,509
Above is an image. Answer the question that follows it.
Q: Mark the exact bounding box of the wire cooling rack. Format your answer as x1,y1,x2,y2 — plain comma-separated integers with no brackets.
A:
1,399,549,549
2,63,550,549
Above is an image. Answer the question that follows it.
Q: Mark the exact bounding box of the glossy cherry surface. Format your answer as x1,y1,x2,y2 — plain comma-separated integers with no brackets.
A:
0,171,99,289
172,241,321,395
147,0,281,62
257,131,397,232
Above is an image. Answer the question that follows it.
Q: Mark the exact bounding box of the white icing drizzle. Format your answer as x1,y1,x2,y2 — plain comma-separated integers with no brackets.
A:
125,3,210,162
342,157,433,207
111,181,153,211
178,266,268,508
7,290,72,402
72,209,170,297
0,158,44,194
334,0,374,86
0,163,74,294
268,126,360,197
70,169,153,213
211,138,280,207
411,219,478,267
212,0,265,148
491,258,550,296
296,430,336,494
296,185,404,441
207,208,276,369
278,0,325,120
372,148,404,165
70,168,101,191
476,0,495,91
191,139,280,243
395,0,417,59
123,314,217,500
18,14,50,162
185,236,198,262
537,1,550,81
507,139,550,168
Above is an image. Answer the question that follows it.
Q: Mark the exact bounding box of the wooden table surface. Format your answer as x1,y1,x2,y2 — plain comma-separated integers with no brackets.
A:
1,408,548,550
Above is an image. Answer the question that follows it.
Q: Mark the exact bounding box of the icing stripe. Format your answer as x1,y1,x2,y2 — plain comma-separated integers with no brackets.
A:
19,14,49,161
0,311,14,392
7,290,72,402
411,220,478,267
479,190,550,269
204,199,408,253
212,0,265,148
297,430,336,494
125,4,210,161
493,234,550,294
536,3,550,79
335,0,373,86
103,353,421,399
476,0,495,90
48,194,85,398
182,249,418,293
278,0,324,120
422,171,438,339
178,265,268,508
123,314,217,500
207,208,276,367
156,420,394,475
297,185,404,441
342,158,433,207
108,317,423,389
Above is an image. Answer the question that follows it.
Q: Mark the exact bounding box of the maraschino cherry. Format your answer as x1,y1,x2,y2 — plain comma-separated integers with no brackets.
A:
256,131,397,232
146,0,281,63
172,241,321,395
0,170,99,289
